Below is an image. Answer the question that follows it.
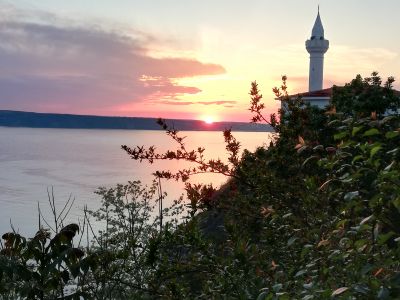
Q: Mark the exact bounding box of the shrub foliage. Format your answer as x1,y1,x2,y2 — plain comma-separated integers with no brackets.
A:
1,72,400,299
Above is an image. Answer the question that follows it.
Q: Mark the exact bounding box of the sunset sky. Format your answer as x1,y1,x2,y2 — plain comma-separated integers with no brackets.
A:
1,0,400,121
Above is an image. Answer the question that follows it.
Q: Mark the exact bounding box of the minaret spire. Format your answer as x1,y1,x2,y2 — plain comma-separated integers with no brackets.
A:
306,8,329,91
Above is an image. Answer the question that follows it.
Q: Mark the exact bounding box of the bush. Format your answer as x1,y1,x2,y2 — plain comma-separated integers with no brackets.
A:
2,73,400,299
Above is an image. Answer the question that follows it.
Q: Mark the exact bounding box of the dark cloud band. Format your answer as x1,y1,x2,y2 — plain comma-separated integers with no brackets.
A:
0,7,225,115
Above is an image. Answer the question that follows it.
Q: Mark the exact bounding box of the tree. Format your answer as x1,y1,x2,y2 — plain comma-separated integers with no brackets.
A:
3,73,400,299
332,71,399,117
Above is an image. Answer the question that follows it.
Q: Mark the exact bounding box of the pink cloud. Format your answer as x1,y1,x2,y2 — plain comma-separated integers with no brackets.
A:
158,100,237,106
0,10,226,115
138,58,225,78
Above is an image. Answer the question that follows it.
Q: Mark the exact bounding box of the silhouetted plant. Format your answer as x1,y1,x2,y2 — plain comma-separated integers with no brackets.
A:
3,73,400,299
0,224,84,299
332,71,399,117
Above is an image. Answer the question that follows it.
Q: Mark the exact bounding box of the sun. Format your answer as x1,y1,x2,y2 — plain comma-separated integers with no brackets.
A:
203,116,214,124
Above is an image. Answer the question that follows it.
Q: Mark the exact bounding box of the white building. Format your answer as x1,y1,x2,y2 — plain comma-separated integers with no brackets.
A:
281,9,333,109
306,8,329,93
279,9,400,112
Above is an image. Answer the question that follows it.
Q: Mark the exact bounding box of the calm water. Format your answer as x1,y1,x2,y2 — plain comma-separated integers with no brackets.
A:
0,127,271,235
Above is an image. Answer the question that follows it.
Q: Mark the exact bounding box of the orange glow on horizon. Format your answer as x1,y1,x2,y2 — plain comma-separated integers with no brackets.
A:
202,115,215,124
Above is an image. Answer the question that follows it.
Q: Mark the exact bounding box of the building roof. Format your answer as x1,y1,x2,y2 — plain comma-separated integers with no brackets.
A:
311,10,325,39
293,87,333,98
289,86,400,100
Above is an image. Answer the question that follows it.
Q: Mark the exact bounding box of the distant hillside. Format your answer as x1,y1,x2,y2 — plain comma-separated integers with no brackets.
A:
0,110,272,132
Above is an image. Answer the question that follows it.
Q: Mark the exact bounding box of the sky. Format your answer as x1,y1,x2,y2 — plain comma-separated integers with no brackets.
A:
1,0,400,122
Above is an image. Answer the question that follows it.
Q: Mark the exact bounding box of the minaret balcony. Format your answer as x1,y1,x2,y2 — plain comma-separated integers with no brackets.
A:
306,39,329,54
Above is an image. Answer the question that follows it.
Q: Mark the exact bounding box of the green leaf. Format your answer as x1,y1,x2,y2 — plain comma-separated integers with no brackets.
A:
313,145,324,151
331,287,348,297
352,126,363,136
377,286,390,299
328,119,341,127
61,270,70,283
390,273,400,285
343,117,353,124
302,156,319,168
360,215,373,225
334,131,348,140
381,116,395,124
272,283,283,292
344,191,359,201
370,146,382,158
352,155,364,163
69,264,80,278
363,128,380,137
385,131,399,139
287,236,298,246
361,264,373,275
374,224,380,241
354,284,369,295
387,148,399,155
277,294,289,300
384,161,395,171
295,269,307,277
378,231,395,245
336,220,347,228
257,291,269,300
303,282,313,289
354,239,368,249
297,145,309,154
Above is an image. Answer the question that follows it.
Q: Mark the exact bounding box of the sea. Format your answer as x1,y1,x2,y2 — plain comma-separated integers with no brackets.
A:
0,127,272,236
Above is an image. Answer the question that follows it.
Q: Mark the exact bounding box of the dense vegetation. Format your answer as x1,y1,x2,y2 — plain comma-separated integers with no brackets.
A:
1,72,400,299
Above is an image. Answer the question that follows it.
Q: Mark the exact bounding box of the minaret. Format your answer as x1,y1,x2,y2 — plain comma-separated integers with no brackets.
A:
306,7,329,91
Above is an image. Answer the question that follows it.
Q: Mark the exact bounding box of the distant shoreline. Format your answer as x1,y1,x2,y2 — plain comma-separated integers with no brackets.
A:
0,110,272,132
